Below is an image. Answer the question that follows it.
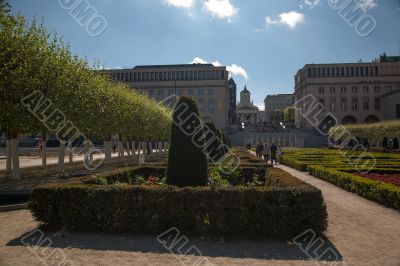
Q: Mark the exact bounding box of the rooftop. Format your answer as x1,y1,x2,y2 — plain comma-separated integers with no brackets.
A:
133,63,221,69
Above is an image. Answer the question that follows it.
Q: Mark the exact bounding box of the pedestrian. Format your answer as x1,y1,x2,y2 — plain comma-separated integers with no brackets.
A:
112,143,117,154
277,144,283,164
256,143,264,158
270,142,277,165
263,143,270,163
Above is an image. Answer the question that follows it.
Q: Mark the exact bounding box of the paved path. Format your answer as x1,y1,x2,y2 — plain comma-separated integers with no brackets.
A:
276,164,400,266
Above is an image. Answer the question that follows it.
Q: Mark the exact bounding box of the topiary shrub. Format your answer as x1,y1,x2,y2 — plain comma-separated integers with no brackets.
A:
393,138,399,149
383,137,388,148
166,97,208,186
204,122,225,163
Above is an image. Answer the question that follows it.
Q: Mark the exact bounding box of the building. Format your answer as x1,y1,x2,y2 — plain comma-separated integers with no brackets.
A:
294,54,400,128
228,78,237,124
264,94,294,122
99,64,232,129
236,86,259,125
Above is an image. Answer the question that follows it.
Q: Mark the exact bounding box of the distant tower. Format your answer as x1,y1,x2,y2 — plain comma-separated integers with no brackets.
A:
240,85,251,106
228,78,237,124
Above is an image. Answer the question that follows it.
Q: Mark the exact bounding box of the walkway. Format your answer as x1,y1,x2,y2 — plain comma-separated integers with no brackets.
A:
276,164,400,266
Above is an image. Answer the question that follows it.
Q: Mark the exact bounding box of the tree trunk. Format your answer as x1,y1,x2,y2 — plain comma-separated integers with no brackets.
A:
10,138,20,179
58,141,65,175
131,140,136,156
126,141,131,156
104,139,112,164
148,142,153,154
5,138,11,173
69,144,73,163
118,140,124,157
41,134,47,167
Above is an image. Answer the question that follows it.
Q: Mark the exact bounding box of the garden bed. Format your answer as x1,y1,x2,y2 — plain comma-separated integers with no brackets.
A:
282,149,400,211
29,160,327,239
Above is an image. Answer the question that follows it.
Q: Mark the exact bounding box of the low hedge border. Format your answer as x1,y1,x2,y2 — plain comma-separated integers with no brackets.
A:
29,166,327,239
29,183,327,239
308,166,400,211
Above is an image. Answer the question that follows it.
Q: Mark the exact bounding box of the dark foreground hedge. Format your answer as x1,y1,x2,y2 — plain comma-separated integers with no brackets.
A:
30,182,327,239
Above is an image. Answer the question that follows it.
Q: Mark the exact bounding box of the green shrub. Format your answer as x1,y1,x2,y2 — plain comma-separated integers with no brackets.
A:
29,182,327,239
166,97,208,186
308,166,400,211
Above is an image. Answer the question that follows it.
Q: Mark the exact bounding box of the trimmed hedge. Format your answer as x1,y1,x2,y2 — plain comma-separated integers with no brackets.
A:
30,181,327,239
308,166,400,211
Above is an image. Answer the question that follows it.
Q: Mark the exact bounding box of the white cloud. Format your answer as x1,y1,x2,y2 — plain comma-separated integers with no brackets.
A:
301,0,320,9
203,0,239,21
190,57,248,79
359,0,378,10
191,57,208,64
227,64,248,79
164,0,195,9
265,11,305,29
256,103,265,111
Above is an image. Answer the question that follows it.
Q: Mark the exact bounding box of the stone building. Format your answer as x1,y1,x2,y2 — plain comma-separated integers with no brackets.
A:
294,54,400,128
264,94,294,122
99,64,234,129
236,86,259,125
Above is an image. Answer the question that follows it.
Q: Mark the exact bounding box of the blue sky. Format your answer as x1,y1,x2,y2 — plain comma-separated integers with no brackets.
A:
10,0,400,109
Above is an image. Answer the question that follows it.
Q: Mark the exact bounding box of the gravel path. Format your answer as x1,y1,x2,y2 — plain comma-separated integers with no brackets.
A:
276,164,400,266
0,165,399,265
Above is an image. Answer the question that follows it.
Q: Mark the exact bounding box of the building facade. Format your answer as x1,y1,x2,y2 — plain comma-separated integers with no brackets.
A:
294,54,400,128
100,64,232,129
264,94,294,122
236,86,259,125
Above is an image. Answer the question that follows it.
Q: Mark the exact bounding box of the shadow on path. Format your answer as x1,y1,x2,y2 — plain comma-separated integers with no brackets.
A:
7,228,343,262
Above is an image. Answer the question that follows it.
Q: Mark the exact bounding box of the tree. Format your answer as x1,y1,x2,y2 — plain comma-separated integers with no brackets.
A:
166,97,208,186
283,106,295,122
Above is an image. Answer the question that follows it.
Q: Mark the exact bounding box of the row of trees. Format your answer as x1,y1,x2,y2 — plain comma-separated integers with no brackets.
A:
329,120,400,148
0,1,171,177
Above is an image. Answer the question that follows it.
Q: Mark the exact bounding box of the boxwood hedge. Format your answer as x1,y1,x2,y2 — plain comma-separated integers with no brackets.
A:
29,168,327,239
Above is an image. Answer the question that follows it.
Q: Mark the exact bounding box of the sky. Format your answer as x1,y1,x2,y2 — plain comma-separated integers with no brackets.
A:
9,0,400,110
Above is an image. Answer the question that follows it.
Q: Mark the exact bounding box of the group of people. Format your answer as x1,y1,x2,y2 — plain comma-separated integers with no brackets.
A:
255,142,282,165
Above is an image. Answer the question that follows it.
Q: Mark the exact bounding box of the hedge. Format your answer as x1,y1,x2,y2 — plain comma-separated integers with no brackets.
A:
30,184,327,239
29,167,327,239
308,166,400,211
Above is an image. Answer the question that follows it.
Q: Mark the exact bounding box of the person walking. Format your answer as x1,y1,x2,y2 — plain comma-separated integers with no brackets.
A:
270,143,277,165
263,143,270,163
277,144,283,164
38,140,42,158
112,143,117,154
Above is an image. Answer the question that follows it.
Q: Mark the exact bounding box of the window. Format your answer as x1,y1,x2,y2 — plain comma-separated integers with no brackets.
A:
148,90,154,98
330,87,336,94
151,72,155,81
317,68,321,76
374,86,380,94
352,98,358,111
341,87,347,94
385,86,392,94
319,99,325,110
177,89,184,96
352,87,358,94
341,98,347,111
363,98,369,111
189,71,193,80
208,88,215,96
308,68,312,77
198,89,204,97
134,73,138,81
188,89,193,96
312,68,316,77
327,68,331,76
329,99,336,111
322,68,326,76
374,98,381,111
363,86,369,94
355,67,359,76
319,87,325,94
168,89,174,96
198,99,205,112
208,99,215,113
